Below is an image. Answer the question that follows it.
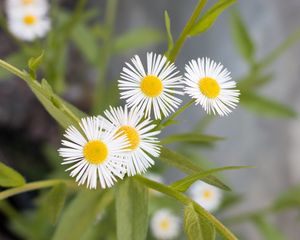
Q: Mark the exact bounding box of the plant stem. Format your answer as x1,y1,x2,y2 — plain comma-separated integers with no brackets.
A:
167,0,207,62
0,59,27,79
0,179,76,200
134,176,238,240
92,0,118,114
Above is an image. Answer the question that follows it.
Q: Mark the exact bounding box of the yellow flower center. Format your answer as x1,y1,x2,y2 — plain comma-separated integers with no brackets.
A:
116,126,140,150
22,0,34,4
83,140,108,164
159,219,170,230
140,75,163,97
202,189,213,200
199,77,220,99
23,15,37,25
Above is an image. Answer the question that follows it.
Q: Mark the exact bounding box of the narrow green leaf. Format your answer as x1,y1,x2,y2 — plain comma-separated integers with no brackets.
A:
71,24,99,65
238,73,273,91
45,183,67,224
171,166,251,192
241,92,297,118
161,133,224,145
230,9,255,63
28,51,44,78
164,11,174,55
189,0,236,36
0,162,25,187
184,203,216,240
112,28,165,54
116,178,149,240
272,185,300,211
53,190,113,240
252,215,285,240
160,147,230,191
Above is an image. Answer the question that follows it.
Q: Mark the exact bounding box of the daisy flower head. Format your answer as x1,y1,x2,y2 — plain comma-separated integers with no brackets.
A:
184,57,240,116
58,117,129,189
119,52,183,120
150,209,181,240
104,106,161,176
7,6,51,41
5,0,49,12
188,181,222,212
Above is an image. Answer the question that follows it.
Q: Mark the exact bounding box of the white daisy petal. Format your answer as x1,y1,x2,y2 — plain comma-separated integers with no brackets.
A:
58,116,129,189
119,52,184,120
184,57,240,116
103,106,161,176
150,209,181,240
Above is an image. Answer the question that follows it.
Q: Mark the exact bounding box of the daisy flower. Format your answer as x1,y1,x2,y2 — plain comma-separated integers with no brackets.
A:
184,57,240,116
6,6,51,41
103,106,161,176
58,117,129,189
119,52,183,120
5,0,49,11
150,209,181,240
188,181,222,212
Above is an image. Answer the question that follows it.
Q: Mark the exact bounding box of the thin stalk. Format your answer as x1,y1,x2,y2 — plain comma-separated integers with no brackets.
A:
0,179,76,200
135,176,238,240
0,59,27,79
167,0,207,62
92,0,118,114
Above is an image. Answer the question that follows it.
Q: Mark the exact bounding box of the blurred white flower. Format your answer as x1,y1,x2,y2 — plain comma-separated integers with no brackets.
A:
150,209,180,240
188,181,222,212
6,7,50,41
184,57,240,116
119,52,183,120
104,106,161,176
58,117,129,189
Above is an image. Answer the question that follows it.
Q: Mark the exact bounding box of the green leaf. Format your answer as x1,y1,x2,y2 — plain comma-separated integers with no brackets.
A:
164,11,174,55
44,183,67,224
272,185,300,211
252,215,285,240
230,9,255,63
189,0,236,36
171,166,251,192
28,51,44,78
53,190,113,240
160,147,230,191
241,92,297,118
0,162,25,187
116,178,149,240
184,203,216,240
112,28,165,54
161,133,224,145
238,73,273,91
72,24,99,65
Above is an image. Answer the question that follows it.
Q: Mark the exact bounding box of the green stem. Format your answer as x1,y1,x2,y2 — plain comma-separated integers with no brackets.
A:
134,176,237,240
167,0,207,62
0,59,27,79
92,0,118,114
0,179,76,200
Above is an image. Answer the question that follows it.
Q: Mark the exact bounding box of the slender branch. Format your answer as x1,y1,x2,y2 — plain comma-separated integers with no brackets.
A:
0,179,76,200
167,0,207,62
0,59,27,80
134,175,238,240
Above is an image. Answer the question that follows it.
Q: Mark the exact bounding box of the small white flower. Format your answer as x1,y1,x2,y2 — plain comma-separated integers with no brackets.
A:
7,6,51,41
103,106,161,176
58,117,129,189
6,0,49,11
188,181,222,212
151,209,181,240
119,52,183,120
184,57,240,116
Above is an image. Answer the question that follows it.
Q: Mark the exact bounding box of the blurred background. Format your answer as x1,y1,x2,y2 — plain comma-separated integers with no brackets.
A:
0,0,300,239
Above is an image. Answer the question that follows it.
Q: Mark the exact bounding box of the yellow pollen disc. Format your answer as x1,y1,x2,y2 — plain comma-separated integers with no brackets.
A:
116,126,140,150
140,75,163,97
22,0,34,4
203,190,213,200
23,15,37,25
199,77,220,99
83,140,108,164
159,219,170,230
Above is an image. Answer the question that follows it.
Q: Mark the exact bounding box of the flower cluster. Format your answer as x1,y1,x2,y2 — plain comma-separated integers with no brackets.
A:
5,0,51,41
59,52,240,189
